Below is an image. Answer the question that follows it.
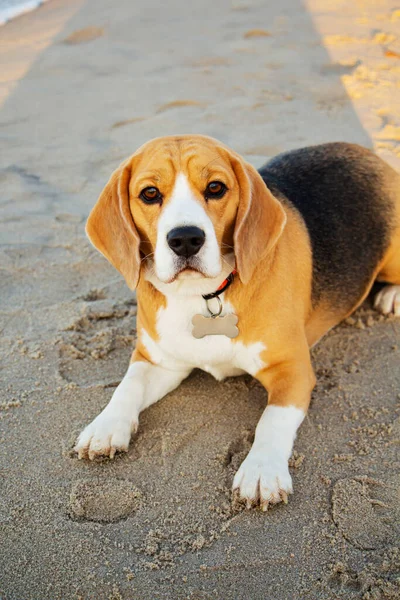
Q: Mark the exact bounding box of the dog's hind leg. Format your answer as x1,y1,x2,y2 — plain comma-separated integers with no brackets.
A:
374,284,400,316
375,225,400,316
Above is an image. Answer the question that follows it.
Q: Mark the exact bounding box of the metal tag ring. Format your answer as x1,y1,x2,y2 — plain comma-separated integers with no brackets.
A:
205,296,223,318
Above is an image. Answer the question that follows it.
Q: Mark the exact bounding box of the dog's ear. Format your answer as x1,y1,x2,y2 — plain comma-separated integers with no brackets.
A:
86,158,141,290
231,155,287,284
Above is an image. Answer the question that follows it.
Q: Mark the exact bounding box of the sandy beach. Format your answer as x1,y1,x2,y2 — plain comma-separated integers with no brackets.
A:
0,0,399,598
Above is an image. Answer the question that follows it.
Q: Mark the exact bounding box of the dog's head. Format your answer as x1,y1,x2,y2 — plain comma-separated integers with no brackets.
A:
86,135,286,293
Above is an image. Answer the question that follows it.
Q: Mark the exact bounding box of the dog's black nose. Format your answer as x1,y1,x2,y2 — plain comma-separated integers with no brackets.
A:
167,226,206,258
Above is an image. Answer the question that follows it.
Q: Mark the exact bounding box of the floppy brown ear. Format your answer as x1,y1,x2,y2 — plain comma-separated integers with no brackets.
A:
232,156,287,284
86,158,141,290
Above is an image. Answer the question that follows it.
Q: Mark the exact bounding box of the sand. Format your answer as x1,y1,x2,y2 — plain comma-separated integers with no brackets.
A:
0,0,399,598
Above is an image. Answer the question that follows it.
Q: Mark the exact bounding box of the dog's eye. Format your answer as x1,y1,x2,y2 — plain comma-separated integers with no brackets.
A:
205,181,227,199
140,186,162,204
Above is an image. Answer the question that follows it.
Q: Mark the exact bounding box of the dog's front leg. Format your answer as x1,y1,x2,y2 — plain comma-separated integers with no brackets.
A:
74,355,190,460
233,351,315,510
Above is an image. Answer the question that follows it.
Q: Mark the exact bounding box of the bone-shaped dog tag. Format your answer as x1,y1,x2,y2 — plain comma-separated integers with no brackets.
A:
192,313,239,339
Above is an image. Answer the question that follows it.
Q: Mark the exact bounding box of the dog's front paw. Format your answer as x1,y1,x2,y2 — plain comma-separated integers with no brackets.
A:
374,285,400,316
74,410,137,460
232,448,293,511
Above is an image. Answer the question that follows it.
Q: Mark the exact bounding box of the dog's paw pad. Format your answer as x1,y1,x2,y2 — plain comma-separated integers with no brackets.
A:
374,285,400,316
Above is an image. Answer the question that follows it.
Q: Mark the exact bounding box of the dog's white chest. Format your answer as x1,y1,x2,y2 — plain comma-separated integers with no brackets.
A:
141,294,266,379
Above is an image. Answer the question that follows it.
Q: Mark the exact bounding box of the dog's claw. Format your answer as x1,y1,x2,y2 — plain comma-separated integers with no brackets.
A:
73,413,134,461
281,490,289,504
232,450,293,512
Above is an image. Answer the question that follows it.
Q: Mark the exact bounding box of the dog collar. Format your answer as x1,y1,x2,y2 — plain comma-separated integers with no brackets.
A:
192,268,239,338
202,269,238,301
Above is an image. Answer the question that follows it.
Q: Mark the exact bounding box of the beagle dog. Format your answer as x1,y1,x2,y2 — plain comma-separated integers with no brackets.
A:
74,135,400,510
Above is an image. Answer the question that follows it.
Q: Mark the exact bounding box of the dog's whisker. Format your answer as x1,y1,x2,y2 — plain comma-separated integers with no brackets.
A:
140,252,154,264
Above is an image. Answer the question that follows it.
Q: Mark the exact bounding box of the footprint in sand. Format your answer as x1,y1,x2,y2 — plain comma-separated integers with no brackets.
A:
243,29,271,38
111,117,146,129
58,298,137,387
68,479,143,523
222,430,253,472
63,27,104,45
156,100,205,114
82,289,107,302
320,60,361,76
332,475,400,550
55,213,84,223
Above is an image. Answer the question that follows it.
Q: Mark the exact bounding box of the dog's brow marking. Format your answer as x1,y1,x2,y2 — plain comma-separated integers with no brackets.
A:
200,156,224,178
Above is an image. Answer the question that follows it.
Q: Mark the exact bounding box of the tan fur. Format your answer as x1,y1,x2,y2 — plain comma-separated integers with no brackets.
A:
130,278,166,364
87,135,287,285
86,135,318,413
377,225,400,285
86,135,400,420
229,153,287,284
74,134,400,513
226,201,315,411
86,159,141,290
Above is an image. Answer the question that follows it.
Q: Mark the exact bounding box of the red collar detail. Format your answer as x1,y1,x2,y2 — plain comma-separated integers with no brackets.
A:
202,269,237,300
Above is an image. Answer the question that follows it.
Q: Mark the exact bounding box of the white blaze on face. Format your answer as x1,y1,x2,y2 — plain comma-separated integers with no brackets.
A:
154,173,221,282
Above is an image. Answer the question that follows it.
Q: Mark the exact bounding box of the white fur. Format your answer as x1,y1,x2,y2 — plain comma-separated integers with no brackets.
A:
146,251,235,297
74,361,190,459
233,405,305,509
142,296,266,379
154,173,222,283
374,285,400,316
75,291,267,459
76,168,268,460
